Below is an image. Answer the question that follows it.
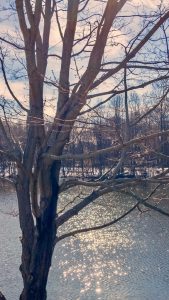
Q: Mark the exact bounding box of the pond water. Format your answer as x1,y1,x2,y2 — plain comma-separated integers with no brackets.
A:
0,183,169,300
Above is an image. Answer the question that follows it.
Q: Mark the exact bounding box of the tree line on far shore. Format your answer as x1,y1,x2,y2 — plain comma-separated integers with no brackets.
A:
1,92,169,179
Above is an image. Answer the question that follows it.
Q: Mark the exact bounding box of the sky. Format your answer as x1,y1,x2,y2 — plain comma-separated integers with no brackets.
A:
0,0,169,119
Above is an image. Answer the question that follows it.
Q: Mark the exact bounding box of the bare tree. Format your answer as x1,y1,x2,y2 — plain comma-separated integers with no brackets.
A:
0,0,169,299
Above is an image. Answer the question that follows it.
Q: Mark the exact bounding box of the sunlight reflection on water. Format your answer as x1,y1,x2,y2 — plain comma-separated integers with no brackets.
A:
1,184,169,299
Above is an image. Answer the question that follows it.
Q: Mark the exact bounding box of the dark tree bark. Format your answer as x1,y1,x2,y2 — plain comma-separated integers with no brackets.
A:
18,161,60,300
0,292,6,300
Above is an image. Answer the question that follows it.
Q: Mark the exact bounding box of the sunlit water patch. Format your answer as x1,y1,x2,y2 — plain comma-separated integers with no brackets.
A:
1,184,169,299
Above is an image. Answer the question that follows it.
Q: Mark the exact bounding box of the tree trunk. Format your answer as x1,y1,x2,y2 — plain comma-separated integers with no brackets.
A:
19,220,57,300
17,161,60,300
0,292,6,300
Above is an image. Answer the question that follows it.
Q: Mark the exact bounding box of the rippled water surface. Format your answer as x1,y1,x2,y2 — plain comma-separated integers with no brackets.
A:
0,183,169,300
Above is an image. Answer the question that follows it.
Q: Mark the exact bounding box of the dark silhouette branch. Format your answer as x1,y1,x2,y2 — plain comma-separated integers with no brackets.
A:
57,184,168,242
45,129,169,161
91,11,169,89
0,57,29,112
57,202,138,242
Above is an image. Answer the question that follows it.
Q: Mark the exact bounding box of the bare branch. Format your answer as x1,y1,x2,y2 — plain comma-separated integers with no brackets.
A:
87,74,169,100
57,0,80,111
45,129,169,161
0,57,29,112
91,11,169,89
57,202,138,242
